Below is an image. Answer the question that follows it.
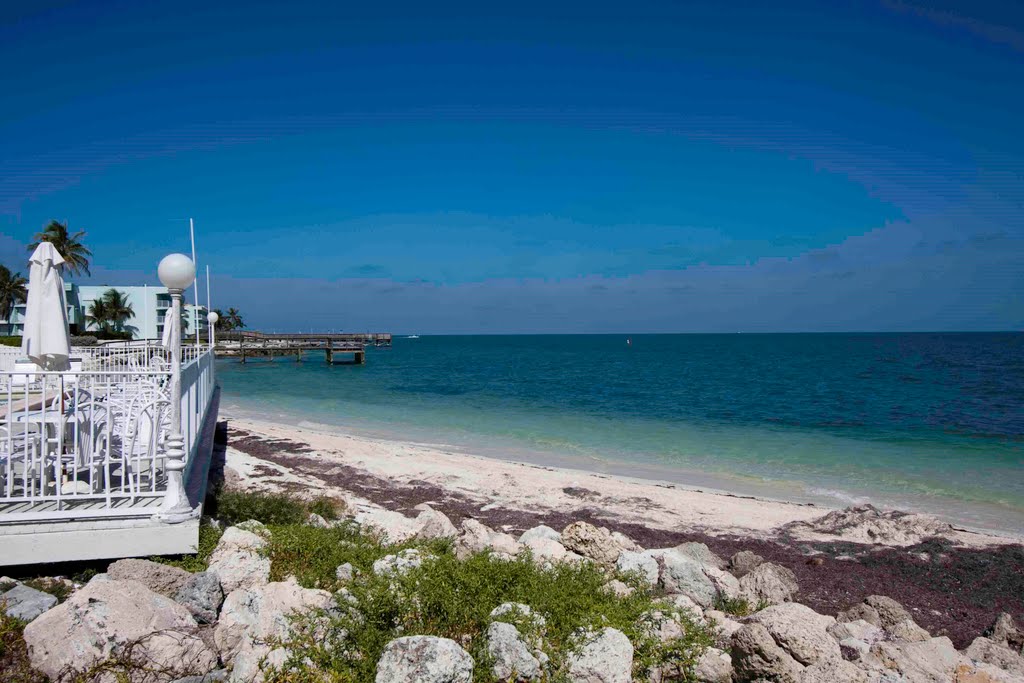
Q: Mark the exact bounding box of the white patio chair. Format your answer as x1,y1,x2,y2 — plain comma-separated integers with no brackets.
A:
0,422,47,498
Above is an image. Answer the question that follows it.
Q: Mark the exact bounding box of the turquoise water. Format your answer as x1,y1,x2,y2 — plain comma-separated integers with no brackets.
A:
217,333,1024,534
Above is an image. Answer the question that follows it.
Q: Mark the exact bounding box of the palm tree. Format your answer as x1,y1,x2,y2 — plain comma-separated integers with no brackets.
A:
0,265,28,334
225,307,245,331
86,298,112,334
100,289,134,332
28,220,92,277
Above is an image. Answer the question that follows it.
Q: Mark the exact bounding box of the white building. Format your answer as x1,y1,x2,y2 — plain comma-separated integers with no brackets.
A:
2,283,208,340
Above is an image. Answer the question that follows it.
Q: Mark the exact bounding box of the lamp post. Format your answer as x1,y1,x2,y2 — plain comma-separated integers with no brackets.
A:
207,311,219,351
157,253,196,522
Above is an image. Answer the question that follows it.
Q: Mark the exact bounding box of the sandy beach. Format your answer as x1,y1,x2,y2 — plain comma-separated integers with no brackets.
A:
216,413,1024,648
221,414,1017,549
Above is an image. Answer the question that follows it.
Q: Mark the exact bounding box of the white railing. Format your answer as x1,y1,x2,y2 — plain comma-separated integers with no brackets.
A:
0,348,216,522
0,341,205,374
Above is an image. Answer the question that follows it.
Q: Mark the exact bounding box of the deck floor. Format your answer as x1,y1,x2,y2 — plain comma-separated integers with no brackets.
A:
0,495,162,517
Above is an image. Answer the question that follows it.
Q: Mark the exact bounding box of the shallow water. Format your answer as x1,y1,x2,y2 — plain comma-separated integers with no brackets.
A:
217,333,1024,534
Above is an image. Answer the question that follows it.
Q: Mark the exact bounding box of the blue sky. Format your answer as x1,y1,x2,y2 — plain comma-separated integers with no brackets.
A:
1,0,1022,332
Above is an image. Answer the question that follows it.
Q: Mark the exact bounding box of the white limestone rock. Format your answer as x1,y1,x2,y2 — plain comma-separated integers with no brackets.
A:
519,525,561,544
374,636,474,683
738,562,800,606
108,558,193,598
23,578,217,682
523,536,570,563
491,602,547,628
616,551,659,587
964,637,1024,678
1,584,57,622
207,526,272,594
415,506,459,540
354,507,421,543
747,602,841,666
730,550,765,577
306,512,331,528
487,621,545,681
373,548,424,577
335,562,357,582
839,595,930,643
673,542,727,570
693,647,734,682
566,627,634,683
861,636,969,682
174,571,224,625
648,548,718,607
561,521,629,567
731,622,805,682
604,580,634,598
214,578,335,683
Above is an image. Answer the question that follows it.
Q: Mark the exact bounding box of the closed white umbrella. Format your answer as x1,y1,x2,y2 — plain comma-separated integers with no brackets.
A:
161,307,176,350
22,243,71,371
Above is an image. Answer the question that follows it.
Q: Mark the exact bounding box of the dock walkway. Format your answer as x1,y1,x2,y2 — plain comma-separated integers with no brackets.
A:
216,331,391,364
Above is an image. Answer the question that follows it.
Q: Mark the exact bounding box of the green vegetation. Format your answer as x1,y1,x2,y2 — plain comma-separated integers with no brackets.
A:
212,307,245,332
0,612,45,683
0,266,27,332
713,594,766,617
152,521,224,573
266,534,713,682
0,336,21,347
85,289,135,335
210,489,310,526
28,220,92,277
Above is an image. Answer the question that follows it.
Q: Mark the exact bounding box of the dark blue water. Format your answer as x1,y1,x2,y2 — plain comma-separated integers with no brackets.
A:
218,333,1024,533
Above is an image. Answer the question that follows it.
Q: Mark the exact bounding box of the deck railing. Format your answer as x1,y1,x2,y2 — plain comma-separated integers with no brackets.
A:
0,348,215,522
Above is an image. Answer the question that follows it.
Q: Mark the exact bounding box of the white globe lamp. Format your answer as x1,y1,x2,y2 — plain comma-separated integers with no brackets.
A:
207,311,219,349
158,253,195,291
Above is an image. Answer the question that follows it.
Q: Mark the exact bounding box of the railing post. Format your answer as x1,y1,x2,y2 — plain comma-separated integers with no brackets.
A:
158,286,195,523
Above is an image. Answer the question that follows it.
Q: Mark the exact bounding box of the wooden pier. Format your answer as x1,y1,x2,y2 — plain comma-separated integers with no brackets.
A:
216,331,391,365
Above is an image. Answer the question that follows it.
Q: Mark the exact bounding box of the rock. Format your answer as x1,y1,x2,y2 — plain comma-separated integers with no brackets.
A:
354,507,421,543
747,603,841,666
487,621,545,681
174,572,224,624
705,609,743,648
307,512,331,528
561,521,628,567
987,613,1024,654
491,602,546,628
373,549,424,577
954,661,1022,682
610,531,642,552
643,609,686,643
566,627,633,683
23,578,217,681
732,622,804,682
730,550,765,577
671,594,704,619
235,519,271,537
335,562,356,582
214,578,335,683
107,558,193,598
169,671,228,683
616,551,659,586
415,506,458,540
839,638,871,661
649,548,718,608
374,635,473,683
964,637,1024,678
1,584,58,621
207,526,272,594
455,519,522,559
703,564,741,600
674,542,727,569
605,580,634,598
828,619,886,646
519,525,561,544
738,562,800,606
786,504,953,546
523,536,570,563
799,658,871,682
694,647,734,682
862,636,967,682
839,595,930,642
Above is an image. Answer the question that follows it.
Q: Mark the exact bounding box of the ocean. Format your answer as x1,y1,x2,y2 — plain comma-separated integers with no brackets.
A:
217,333,1024,535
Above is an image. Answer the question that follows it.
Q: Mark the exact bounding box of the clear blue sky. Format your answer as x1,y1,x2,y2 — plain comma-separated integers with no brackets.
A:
1,0,1022,332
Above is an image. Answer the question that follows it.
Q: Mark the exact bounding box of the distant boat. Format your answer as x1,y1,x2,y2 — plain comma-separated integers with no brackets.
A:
406,335,420,339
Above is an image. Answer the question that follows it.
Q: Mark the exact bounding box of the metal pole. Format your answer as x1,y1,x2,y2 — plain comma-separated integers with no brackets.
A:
158,288,192,522
190,218,200,349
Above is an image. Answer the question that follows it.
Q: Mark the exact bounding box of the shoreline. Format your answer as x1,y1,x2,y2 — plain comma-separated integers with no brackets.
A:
220,412,1021,547
218,413,1024,649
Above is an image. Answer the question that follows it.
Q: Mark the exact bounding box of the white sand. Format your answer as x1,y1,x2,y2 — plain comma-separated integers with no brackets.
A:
222,415,1016,547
